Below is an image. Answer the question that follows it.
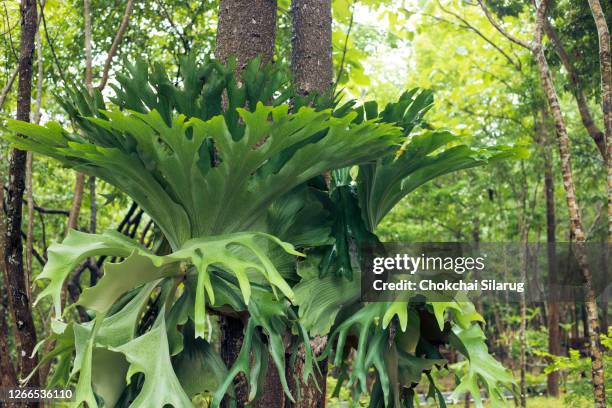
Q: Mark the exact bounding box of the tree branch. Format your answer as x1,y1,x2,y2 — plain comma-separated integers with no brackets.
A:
437,0,522,70
98,0,136,90
155,0,190,54
39,0,67,85
544,20,605,157
0,67,18,109
333,5,354,94
476,0,532,50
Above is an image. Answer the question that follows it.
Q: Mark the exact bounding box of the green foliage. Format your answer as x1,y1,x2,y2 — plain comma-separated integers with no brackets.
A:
3,55,520,407
7,100,399,248
535,327,612,408
449,325,514,407
1,1,609,406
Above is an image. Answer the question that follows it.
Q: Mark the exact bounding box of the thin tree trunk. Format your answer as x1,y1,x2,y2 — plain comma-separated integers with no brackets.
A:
533,2,606,405
291,0,333,96
89,176,97,285
97,0,135,90
472,217,484,316
589,0,612,243
4,0,40,392
0,67,18,110
582,303,591,338
215,2,279,407
544,21,606,157
586,7,612,346
541,109,561,398
84,0,93,90
517,174,533,408
66,173,85,233
519,260,527,407
571,301,579,340
289,1,333,406
62,0,93,319
66,0,94,235
84,0,136,236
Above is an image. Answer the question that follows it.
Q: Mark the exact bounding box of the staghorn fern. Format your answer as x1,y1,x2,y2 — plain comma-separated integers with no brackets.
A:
4,56,520,408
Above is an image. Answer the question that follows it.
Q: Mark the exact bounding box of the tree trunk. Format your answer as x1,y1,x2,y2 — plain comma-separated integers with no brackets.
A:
533,2,606,406
291,0,333,96
215,2,279,407
215,0,277,71
97,0,135,90
472,217,484,316
0,182,18,389
289,1,333,406
544,21,605,157
518,191,529,408
220,316,249,407
586,6,612,352
66,0,93,235
571,301,579,340
0,297,17,387
286,336,328,408
541,110,560,398
586,0,612,220
4,0,40,391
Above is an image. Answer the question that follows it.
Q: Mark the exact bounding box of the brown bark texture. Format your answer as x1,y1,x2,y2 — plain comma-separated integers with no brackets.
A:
0,184,18,388
289,1,333,406
533,1,606,406
215,1,280,407
215,0,277,70
65,0,93,235
286,337,328,408
4,0,40,390
66,172,85,233
291,0,333,96
586,0,612,247
219,316,248,407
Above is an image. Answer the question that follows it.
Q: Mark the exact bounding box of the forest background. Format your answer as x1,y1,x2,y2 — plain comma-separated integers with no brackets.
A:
0,0,611,407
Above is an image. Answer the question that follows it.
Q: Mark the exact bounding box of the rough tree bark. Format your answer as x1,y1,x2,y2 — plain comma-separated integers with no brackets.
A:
0,183,18,389
214,2,279,407
4,0,40,390
215,0,277,71
84,0,93,89
586,3,612,320
291,0,333,96
288,1,333,406
532,2,606,406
